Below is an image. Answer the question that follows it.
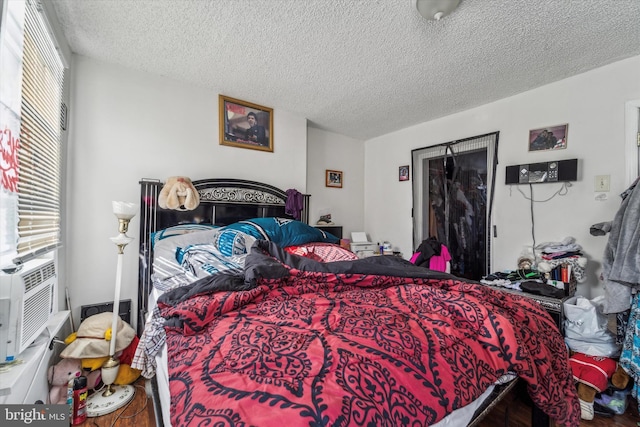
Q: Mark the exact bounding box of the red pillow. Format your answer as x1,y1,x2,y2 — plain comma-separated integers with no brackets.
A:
284,242,359,262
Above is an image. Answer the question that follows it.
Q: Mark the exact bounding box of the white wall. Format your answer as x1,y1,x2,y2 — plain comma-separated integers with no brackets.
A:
65,56,308,328
307,127,365,239
364,55,640,298
65,53,640,325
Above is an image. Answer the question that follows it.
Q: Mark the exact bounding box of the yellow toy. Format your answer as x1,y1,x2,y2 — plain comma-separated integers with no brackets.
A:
61,312,141,385
79,340,141,385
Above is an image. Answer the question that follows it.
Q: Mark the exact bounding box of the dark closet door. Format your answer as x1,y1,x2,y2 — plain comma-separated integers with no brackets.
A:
412,132,498,280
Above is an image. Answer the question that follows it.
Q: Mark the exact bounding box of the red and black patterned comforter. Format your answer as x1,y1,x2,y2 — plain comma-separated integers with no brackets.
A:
158,241,580,426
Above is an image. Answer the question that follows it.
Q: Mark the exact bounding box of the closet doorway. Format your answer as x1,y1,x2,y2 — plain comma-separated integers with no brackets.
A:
412,132,499,280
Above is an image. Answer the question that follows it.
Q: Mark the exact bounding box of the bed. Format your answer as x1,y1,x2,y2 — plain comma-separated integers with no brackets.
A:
134,178,580,427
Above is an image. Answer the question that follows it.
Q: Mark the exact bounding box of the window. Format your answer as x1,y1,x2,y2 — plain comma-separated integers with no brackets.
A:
0,0,66,267
412,132,499,280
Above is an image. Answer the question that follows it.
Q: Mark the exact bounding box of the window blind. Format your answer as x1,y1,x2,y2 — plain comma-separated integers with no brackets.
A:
15,0,65,262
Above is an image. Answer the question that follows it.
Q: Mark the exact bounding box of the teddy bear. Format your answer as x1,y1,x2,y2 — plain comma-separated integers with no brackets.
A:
61,312,141,386
569,352,630,420
47,358,101,405
158,176,200,211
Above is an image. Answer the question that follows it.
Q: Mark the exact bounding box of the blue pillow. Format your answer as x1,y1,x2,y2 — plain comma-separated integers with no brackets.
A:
225,217,338,247
222,220,270,241
215,229,254,257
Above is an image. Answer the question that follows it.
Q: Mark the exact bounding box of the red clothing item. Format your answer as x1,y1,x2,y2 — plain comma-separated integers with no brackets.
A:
118,335,139,366
569,352,617,392
429,245,451,272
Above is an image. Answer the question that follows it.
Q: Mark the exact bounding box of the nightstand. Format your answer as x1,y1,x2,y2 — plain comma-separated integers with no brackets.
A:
314,225,342,239
485,286,571,333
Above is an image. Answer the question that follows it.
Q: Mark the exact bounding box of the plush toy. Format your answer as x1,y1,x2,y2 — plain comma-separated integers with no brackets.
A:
47,358,101,404
158,176,200,211
570,352,630,420
61,312,141,386
80,336,141,385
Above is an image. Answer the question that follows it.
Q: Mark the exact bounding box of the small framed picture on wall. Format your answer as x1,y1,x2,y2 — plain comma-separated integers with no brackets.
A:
326,170,343,188
399,165,410,181
219,95,274,152
528,124,568,151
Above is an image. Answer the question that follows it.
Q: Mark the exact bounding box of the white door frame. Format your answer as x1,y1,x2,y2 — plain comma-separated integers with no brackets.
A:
625,99,640,185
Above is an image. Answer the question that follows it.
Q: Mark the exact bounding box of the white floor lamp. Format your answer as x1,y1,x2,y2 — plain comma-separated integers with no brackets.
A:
86,201,137,417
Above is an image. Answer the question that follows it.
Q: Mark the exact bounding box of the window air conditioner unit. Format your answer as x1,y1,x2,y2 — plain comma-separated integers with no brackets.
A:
0,255,58,363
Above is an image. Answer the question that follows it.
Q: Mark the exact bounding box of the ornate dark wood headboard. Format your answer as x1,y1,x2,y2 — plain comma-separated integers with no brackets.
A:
137,178,309,335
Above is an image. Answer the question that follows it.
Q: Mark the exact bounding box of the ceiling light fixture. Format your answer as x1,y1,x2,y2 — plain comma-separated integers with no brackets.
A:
414,0,461,21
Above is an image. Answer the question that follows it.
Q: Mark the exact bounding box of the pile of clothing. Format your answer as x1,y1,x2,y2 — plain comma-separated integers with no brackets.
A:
481,269,566,298
535,236,588,283
481,270,539,289
595,178,640,417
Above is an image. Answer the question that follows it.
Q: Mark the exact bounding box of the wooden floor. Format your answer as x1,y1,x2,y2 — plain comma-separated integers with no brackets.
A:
477,381,640,427
85,379,156,427
87,379,639,426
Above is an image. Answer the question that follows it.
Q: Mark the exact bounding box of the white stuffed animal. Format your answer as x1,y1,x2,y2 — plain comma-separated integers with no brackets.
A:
158,176,200,211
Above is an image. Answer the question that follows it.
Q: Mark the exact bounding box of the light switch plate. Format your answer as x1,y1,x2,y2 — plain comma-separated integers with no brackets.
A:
594,175,610,192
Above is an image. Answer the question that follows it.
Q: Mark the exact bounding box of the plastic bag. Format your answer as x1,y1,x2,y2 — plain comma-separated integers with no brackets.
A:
563,295,620,357
595,389,630,415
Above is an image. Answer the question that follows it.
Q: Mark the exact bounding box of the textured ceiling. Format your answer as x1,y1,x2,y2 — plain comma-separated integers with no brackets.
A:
50,0,640,140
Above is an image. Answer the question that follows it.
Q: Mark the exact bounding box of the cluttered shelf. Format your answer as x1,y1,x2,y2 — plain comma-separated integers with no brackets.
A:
480,237,585,319
482,237,585,296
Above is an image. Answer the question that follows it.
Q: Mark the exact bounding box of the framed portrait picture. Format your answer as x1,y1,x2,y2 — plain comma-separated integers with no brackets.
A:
326,170,343,188
219,95,273,152
399,165,410,181
528,124,568,152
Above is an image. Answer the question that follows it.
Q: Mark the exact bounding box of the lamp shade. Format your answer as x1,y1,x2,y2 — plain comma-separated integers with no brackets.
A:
112,201,137,220
414,0,461,21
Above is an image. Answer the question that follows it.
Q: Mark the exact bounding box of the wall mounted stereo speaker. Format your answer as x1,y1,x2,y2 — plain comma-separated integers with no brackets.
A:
505,159,578,185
